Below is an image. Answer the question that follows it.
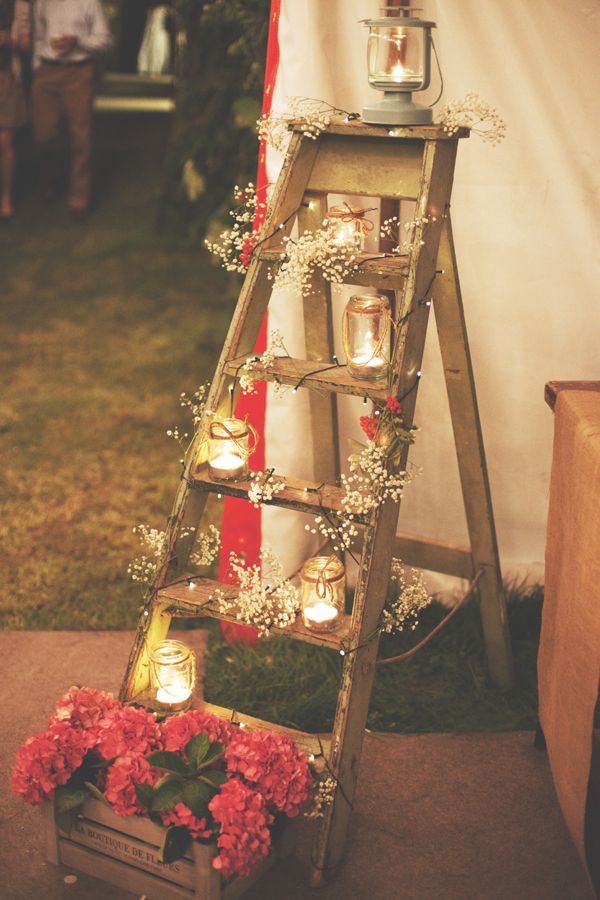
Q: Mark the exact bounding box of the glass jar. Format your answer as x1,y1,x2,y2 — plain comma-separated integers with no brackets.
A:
300,556,345,633
343,294,390,380
364,14,434,92
149,640,195,712
208,417,255,481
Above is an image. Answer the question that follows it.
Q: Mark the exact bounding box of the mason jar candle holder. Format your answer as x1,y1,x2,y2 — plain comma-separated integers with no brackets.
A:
300,556,346,633
343,293,390,380
149,639,195,712
208,417,256,481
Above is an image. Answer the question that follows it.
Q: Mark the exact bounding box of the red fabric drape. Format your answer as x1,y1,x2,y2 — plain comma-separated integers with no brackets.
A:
217,0,281,644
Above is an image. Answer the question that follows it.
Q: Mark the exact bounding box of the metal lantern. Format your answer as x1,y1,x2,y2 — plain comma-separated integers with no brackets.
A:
300,555,346,633
208,417,256,481
361,7,436,125
149,639,195,712
343,293,390,380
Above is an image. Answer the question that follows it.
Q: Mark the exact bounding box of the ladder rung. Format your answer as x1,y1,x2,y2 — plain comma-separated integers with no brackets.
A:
198,700,331,767
258,247,410,290
158,577,352,652
190,469,369,525
225,354,389,400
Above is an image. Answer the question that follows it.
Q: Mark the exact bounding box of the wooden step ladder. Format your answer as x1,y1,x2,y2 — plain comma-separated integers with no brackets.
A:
120,120,514,887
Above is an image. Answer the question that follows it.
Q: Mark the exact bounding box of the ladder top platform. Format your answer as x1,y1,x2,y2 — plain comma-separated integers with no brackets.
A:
290,118,470,141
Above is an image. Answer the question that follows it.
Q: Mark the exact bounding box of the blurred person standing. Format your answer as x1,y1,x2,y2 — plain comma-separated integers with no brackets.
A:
31,0,111,218
0,0,30,220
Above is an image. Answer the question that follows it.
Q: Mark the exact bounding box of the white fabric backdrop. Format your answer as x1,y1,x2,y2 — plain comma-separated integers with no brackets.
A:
262,0,600,588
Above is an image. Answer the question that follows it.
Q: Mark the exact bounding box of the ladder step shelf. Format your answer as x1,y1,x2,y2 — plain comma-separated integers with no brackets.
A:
191,469,369,525
258,247,410,291
157,576,352,652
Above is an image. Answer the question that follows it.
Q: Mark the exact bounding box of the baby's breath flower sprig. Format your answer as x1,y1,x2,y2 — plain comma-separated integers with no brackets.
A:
305,775,337,819
258,97,359,155
239,329,290,396
179,383,210,427
381,559,432,635
128,522,219,587
379,214,437,255
304,511,360,561
247,469,285,509
438,91,507,145
204,182,269,273
273,219,362,297
189,523,221,568
212,548,299,637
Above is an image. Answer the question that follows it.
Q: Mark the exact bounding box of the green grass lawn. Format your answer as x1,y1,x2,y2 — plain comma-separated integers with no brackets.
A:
1,114,541,733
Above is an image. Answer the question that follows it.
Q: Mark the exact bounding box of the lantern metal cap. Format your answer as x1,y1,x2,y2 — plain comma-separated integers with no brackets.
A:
360,17,436,28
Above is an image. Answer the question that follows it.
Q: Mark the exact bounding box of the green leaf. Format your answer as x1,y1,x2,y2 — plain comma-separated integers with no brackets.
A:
134,783,155,809
182,779,212,818
54,784,89,813
158,825,191,865
146,750,189,776
54,806,78,836
185,732,210,770
348,438,367,455
196,742,225,771
84,781,110,807
150,778,184,812
199,770,228,788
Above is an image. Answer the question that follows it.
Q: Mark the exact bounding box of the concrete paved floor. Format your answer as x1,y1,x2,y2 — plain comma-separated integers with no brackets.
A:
0,632,593,900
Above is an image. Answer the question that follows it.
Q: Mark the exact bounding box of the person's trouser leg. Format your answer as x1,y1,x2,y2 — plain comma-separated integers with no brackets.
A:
31,65,62,198
62,64,94,211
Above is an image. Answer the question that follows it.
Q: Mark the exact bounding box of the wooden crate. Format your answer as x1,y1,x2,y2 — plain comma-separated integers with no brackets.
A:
44,799,281,900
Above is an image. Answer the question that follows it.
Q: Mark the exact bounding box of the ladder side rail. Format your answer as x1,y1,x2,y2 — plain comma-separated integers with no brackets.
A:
311,138,459,884
433,216,514,687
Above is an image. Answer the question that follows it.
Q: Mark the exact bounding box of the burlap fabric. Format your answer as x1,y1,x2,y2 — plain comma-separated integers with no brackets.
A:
539,389,600,896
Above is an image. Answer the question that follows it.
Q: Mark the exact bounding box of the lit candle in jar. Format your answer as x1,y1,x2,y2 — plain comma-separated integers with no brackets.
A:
149,640,195,712
300,556,345,633
343,294,390,380
208,418,255,481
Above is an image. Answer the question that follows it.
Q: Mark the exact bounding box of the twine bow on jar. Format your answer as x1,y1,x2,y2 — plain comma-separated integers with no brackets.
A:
326,203,377,237
315,554,343,600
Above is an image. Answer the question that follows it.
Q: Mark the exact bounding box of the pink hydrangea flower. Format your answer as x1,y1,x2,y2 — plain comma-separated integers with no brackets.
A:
11,720,90,805
104,753,160,816
96,706,162,760
209,779,273,879
50,686,119,735
161,710,233,756
161,803,212,840
225,729,313,817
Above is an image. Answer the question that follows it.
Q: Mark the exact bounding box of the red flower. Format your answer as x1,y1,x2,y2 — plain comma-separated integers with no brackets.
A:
104,753,161,817
161,802,212,839
359,415,378,440
161,710,233,756
50,686,119,734
386,395,402,415
239,233,258,269
209,779,273,879
11,720,91,805
96,706,162,760
225,730,313,817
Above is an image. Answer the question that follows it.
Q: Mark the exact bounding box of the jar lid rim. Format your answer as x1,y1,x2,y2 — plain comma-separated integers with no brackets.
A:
301,555,345,581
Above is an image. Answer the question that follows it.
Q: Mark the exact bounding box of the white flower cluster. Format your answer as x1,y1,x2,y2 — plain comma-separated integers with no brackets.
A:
381,559,432,635
341,442,413,518
239,329,288,396
305,775,337,819
305,514,358,553
247,470,285,509
257,96,335,155
213,548,299,637
128,524,168,584
204,183,267,273
179,384,209,427
274,220,362,297
379,215,434,254
438,91,507,145
165,425,189,445
189,524,221,567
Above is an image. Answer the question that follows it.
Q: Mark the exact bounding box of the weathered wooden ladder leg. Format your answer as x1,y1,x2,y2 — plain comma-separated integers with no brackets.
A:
121,134,321,702
434,216,513,687
310,138,458,885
